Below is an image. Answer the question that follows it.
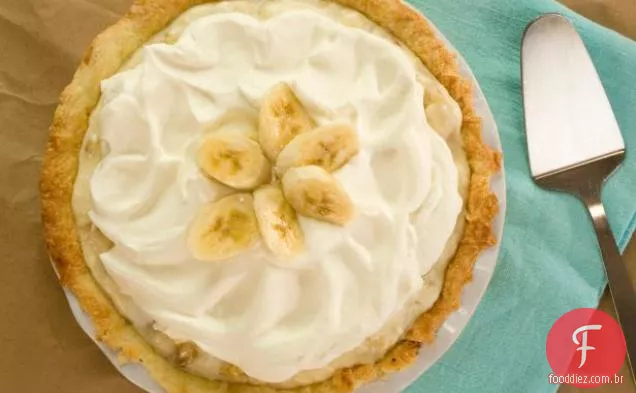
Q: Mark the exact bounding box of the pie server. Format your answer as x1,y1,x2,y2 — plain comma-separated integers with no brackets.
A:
521,14,635,380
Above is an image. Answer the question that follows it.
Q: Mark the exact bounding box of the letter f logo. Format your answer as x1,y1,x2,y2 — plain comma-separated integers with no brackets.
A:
572,324,602,368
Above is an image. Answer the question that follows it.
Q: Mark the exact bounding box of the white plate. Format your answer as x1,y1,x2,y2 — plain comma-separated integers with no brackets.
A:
54,9,506,393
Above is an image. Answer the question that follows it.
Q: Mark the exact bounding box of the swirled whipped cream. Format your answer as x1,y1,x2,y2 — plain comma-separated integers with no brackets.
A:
83,8,462,383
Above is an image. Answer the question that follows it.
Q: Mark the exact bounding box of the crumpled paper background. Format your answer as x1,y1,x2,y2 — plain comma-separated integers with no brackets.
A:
0,0,633,392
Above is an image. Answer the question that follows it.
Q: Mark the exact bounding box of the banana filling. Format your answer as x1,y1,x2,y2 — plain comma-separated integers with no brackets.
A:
71,0,469,386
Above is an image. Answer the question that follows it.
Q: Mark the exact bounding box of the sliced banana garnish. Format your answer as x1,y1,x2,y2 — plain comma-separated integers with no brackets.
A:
282,166,354,226
197,131,271,190
253,185,304,258
276,124,359,175
190,88,360,262
188,194,260,262
259,83,314,160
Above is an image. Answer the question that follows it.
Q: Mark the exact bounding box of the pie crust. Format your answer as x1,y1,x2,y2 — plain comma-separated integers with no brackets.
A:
40,0,501,391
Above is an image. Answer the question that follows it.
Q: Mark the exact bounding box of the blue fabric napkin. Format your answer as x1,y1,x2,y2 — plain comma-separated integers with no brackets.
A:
404,1,636,392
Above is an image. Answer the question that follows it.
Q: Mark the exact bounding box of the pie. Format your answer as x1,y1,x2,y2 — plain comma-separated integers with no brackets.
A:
40,0,501,391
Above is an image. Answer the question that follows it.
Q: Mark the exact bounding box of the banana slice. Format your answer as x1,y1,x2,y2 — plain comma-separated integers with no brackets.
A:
276,124,359,175
253,185,304,258
175,341,199,368
197,131,271,190
188,194,260,261
259,83,314,160
282,166,354,226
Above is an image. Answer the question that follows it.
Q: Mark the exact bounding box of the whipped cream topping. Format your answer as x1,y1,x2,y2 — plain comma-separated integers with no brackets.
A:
86,10,462,382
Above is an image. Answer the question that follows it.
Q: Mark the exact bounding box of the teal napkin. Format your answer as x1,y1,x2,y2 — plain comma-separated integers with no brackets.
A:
403,1,636,392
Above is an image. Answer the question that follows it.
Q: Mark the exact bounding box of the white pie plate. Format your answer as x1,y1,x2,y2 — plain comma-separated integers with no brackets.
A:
52,9,506,393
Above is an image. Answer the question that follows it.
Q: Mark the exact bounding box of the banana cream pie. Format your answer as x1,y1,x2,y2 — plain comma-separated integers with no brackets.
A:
40,0,501,391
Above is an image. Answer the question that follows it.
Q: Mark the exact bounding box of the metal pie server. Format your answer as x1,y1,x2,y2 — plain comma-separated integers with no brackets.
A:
522,14,635,380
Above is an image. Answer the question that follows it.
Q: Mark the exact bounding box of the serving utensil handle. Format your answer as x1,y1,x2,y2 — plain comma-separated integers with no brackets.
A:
585,195,636,383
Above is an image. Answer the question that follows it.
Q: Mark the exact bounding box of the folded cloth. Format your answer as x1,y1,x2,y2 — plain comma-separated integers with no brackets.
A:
405,0,636,392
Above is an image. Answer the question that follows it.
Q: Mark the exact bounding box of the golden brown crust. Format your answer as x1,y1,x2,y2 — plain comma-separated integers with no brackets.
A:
40,0,501,392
